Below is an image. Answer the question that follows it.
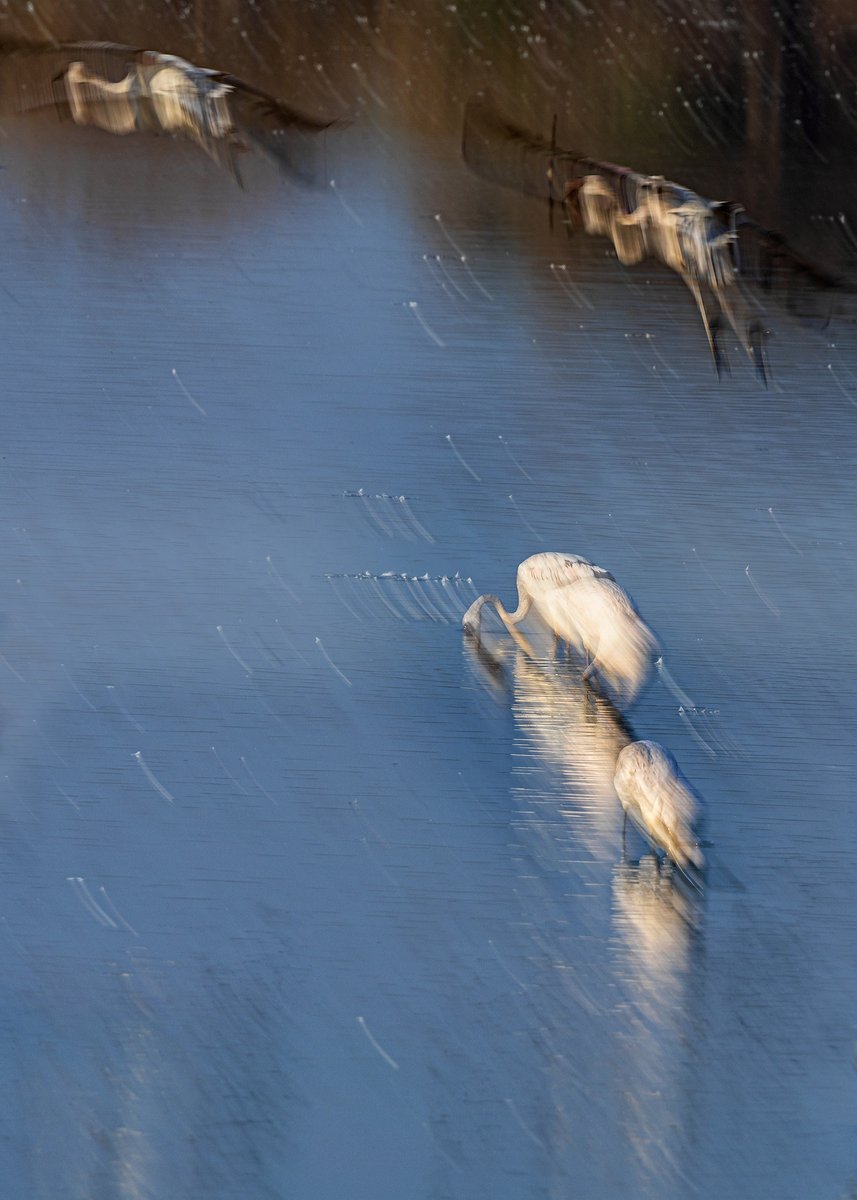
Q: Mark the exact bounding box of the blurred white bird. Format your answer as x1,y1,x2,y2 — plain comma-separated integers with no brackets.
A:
574,174,756,376
0,40,337,185
613,740,704,872
462,95,851,382
462,551,659,706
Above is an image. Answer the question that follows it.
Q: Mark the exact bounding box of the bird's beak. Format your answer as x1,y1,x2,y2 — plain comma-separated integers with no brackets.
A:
461,598,483,641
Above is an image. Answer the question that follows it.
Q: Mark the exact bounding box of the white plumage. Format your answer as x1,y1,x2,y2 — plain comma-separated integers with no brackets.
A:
574,173,756,375
462,551,659,706
0,41,336,184
613,740,704,872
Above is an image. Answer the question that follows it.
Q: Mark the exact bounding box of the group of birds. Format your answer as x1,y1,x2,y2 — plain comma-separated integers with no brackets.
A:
0,39,844,374
463,552,705,877
4,38,815,877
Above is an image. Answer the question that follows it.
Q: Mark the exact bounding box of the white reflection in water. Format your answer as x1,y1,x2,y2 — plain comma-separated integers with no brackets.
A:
469,640,634,865
611,855,702,1019
467,636,705,1192
610,854,703,1191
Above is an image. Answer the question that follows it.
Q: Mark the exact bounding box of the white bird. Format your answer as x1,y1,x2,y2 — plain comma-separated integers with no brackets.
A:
0,40,337,184
462,551,659,706
613,740,704,872
574,173,756,377
461,96,850,382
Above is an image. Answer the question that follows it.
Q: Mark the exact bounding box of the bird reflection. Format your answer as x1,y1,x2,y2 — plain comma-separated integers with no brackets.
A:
466,634,705,1185
463,94,849,378
610,850,703,1186
464,612,706,879
0,41,338,185
465,636,634,861
612,853,702,1015
463,551,659,708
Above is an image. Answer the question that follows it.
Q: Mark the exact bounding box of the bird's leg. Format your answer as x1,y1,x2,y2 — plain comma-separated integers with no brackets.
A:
710,312,729,380
685,275,723,377
581,639,600,683
622,809,629,860
748,321,768,386
718,286,767,385
553,630,561,659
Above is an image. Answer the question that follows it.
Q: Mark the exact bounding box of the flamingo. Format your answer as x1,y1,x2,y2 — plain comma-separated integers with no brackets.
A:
462,552,659,706
613,740,704,872
0,40,337,185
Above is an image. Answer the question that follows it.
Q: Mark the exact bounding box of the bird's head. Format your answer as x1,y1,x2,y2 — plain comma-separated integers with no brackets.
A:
461,595,485,638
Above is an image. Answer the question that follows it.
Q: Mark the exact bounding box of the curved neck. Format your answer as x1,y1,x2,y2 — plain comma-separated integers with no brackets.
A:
464,589,531,644
481,594,523,626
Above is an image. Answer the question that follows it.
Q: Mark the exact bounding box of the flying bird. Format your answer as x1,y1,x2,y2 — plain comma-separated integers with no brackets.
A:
462,551,659,706
0,40,338,185
462,94,848,380
613,740,704,873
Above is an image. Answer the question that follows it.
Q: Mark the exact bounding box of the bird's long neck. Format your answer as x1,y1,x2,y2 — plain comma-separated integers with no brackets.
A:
476,593,526,629
483,591,535,654
463,589,531,648
505,588,531,625
68,62,136,97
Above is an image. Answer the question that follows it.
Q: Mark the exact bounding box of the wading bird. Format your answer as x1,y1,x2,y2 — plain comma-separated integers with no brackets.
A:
462,551,659,706
463,94,847,380
613,740,704,872
0,40,337,185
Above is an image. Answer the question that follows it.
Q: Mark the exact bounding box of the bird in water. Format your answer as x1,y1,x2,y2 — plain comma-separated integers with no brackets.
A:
462,94,848,381
0,41,338,185
462,551,659,706
613,740,704,873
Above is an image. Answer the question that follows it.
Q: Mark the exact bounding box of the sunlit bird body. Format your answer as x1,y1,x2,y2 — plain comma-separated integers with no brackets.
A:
64,57,234,142
574,172,755,376
0,41,337,184
463,95,848,380
613,740,704,872
462,551,659,706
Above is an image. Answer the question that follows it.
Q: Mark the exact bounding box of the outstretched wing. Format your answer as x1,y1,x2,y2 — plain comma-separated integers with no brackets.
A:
462,92,639,209
219,73,340,186
462,92,585,203
732,213,847,325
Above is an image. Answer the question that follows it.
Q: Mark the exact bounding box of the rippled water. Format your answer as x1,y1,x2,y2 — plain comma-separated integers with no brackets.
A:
1,3,857,1198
